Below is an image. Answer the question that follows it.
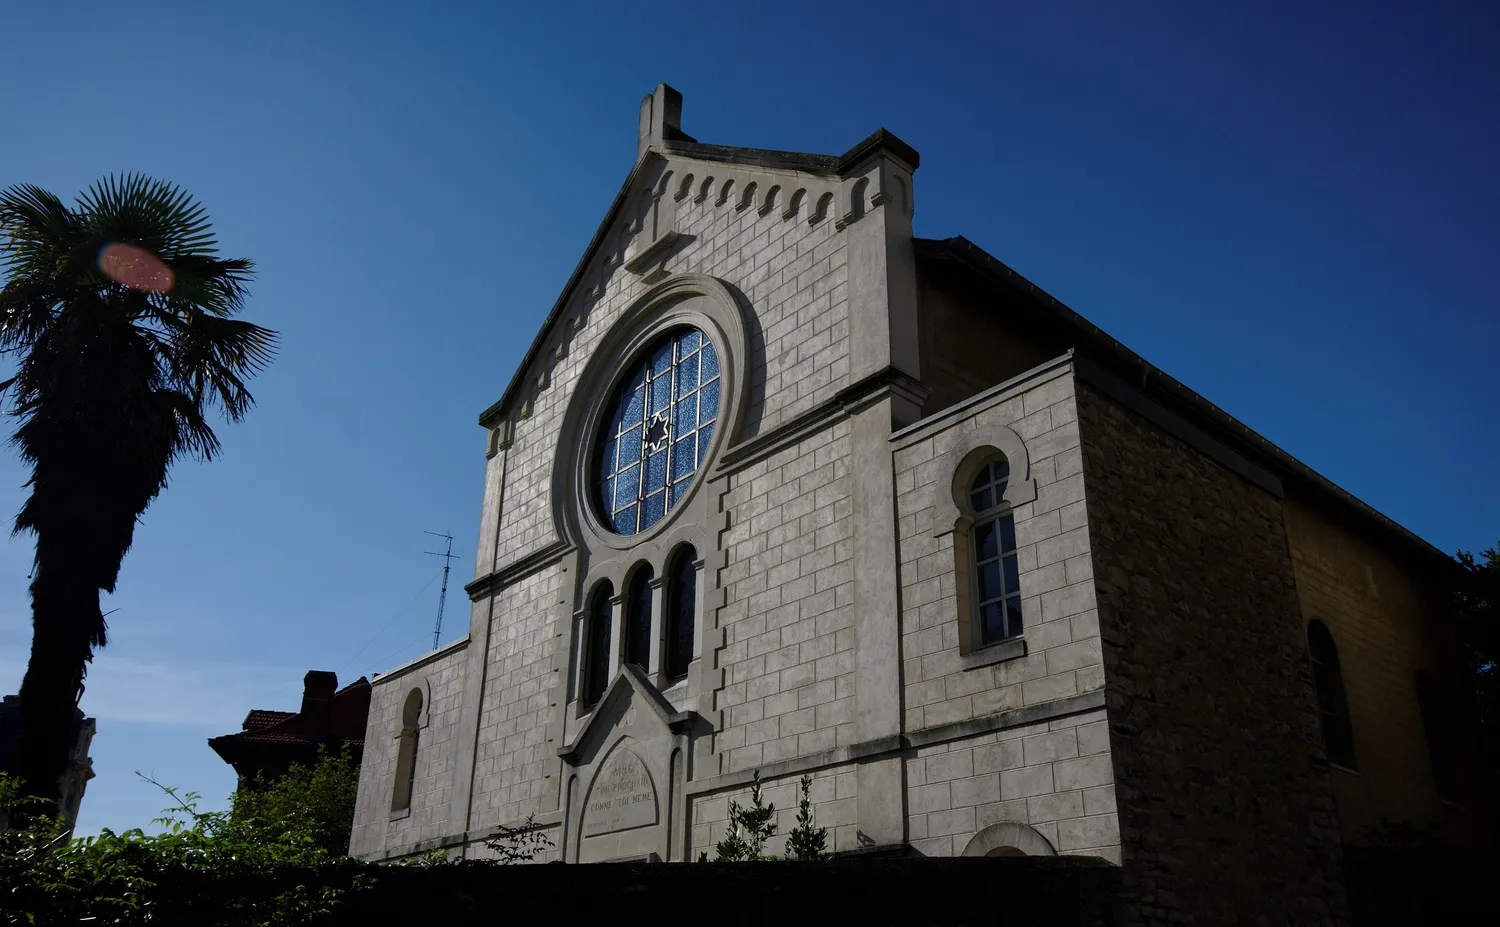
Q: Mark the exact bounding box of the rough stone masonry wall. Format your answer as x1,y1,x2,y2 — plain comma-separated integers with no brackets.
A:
713,423,858,780
488,161,851,573
892,365,1118,862
1076,382,1349,925
349,643,469,858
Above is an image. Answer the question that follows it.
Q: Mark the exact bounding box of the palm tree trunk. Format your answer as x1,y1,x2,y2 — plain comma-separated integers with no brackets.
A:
14,564,97,817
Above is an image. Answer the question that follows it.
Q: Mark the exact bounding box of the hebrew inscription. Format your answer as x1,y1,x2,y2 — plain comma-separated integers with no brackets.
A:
582,746,658,836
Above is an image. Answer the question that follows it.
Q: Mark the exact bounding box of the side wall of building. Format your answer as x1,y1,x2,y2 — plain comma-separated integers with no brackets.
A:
1076,381,1348,924
1283,493,1488,845
349,642,469,858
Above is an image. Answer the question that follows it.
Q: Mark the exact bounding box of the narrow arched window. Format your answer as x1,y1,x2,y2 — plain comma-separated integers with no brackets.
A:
1307,620,1357,769
1415,671,1457,800
625,567,654,671
583,583,614,708
969,457,1022,646
391,688,422,813
665,546,697,681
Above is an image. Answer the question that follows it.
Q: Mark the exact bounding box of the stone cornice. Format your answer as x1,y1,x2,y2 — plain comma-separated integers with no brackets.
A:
464,539,573,602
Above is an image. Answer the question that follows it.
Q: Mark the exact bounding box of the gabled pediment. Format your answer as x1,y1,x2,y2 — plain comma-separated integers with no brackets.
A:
557,664,697,762
476,84,919,449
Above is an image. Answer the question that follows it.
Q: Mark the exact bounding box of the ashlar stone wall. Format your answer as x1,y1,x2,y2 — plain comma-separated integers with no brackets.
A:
891,358,1119,862
349,641,469,858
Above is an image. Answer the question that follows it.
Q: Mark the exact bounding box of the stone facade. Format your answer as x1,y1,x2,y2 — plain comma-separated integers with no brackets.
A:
348,84,1485,920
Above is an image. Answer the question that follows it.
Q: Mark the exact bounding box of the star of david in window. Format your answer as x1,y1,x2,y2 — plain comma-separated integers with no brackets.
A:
595,327,721,535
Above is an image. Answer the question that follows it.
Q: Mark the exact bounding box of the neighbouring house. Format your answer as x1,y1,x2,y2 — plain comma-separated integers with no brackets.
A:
210,671,371,784
346,85,1490,924
0,693,95,837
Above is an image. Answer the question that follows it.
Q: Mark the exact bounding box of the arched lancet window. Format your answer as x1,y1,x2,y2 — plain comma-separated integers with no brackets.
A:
1307,619,1357,769
665,546,698,681
969,456,1022,646
583,583,614,708
595,327,720,535
625,567,654,671
391,688,422,813
1415,671,1457,800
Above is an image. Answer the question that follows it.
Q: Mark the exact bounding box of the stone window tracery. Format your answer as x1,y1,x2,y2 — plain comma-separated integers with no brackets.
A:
595,327,720,536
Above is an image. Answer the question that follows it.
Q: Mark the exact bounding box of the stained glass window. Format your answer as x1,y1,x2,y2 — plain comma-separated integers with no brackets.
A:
970,457,1023,645
596,327,720,535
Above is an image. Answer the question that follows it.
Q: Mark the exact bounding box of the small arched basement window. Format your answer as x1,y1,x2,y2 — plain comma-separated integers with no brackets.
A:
391,688,423,813
969,456,1022,646
1307,619,1357,769
583,583,614,709
664,546,697,681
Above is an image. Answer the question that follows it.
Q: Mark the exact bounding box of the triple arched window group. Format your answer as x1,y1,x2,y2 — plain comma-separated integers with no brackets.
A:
580,545,699,709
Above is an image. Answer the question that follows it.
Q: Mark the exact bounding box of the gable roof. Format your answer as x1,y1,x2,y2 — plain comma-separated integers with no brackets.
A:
557,664,698,761
476,126,918,430
915,235,1458,574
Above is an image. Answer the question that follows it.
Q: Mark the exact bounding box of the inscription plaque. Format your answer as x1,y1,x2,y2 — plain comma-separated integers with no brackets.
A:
582,747,658,836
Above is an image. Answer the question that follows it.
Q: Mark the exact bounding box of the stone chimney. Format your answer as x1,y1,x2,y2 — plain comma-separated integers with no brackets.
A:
300,671,338,737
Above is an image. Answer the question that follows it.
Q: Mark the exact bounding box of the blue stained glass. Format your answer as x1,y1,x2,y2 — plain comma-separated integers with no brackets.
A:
622,387,645,428
650,375,672,414
651,342,673,376
613,504,638,534
595,326,718,535
699,380,720,424
676,353,700,397
671,436,696,480
641,491,666,530
618,426,641,466
617,463,640,501
645,449,667,494
674,393,697,435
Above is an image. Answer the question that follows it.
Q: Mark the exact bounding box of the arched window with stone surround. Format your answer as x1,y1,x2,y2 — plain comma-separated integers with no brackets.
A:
968,455,1023,646
664,545,697,681
391,688,423,813
583,582,614,708
1307,619,1357,769
624,567,653,671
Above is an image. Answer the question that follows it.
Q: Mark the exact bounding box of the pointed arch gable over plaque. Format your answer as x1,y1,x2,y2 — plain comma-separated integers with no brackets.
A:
581,739,659,837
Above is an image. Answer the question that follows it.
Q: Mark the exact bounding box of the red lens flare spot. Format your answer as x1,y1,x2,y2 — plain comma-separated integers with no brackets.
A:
99,242,174,292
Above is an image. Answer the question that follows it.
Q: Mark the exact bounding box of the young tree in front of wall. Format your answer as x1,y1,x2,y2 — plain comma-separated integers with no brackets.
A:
703,773,827,862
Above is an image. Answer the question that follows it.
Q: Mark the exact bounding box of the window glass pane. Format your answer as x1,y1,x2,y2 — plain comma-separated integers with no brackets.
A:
650,375,672,415
674,392,697,435
698,423,715,459
671,436,696,480
618,426,641,466
981,602,1006,645
999,515,1017,553
676,352,700,397
622,386,644,428
701,342,719,381
599,477,615,513
668,479,688,507
970,486,993,513
1005,596,1024,635
978,561,1003,602
611,504,637,535
993,459,1010,482
680,329,701,355
971,464,991,494
974,521,998,561
651,341,673,376
616,463,640,501
699,379,720,425
1003,554,1019,596
641,491,666,530
666,549,697,679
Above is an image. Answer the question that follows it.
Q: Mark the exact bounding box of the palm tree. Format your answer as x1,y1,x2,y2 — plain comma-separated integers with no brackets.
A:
0,175,276,812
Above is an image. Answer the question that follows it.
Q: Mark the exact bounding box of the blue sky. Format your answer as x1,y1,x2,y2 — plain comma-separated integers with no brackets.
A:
0,0,1495,835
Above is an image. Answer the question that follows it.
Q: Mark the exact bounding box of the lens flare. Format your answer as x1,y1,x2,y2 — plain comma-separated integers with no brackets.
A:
99,242,174,292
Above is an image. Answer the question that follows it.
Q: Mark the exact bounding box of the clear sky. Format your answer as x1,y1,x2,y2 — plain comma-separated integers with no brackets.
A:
0,0,1495,836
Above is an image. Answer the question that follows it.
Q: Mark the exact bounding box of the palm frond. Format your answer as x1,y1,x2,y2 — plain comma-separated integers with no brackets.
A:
76,174,221,263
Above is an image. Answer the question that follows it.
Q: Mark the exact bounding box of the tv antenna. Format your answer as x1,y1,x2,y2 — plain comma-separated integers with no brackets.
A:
424,531,460,650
